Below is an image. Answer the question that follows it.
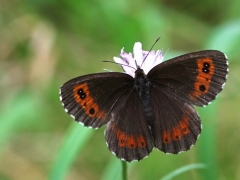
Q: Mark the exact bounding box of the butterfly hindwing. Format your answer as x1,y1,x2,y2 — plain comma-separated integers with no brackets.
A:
105,91,154,162
150,87,201,153
60,72,133,128
148,50,228,106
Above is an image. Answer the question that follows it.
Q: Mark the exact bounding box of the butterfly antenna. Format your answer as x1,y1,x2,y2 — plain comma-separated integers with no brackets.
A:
141,37,160,67
102,60,136,70
134,59,138,68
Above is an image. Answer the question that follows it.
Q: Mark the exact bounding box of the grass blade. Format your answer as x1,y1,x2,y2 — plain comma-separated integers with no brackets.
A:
160,163,206,180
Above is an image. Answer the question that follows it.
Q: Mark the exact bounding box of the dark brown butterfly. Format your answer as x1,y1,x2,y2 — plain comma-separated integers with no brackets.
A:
60,42,228,162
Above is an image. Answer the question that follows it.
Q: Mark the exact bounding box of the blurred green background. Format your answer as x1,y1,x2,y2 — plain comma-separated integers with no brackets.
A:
0,0,240,180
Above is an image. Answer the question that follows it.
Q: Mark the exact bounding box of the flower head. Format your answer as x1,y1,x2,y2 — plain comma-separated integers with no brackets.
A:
113,42,164,77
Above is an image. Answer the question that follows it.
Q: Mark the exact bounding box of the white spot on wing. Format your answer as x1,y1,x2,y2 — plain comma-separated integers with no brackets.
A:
143,155,148,159
120,158,126,161
78,121,84,126
224,53,228,60
207,101,212,105
222,82,226,88
105,141,109,147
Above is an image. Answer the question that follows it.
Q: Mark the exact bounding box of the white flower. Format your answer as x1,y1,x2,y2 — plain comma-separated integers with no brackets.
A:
113,42,164,77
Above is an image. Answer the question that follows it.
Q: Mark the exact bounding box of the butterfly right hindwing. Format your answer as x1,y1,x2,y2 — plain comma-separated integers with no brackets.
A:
150,87,201,154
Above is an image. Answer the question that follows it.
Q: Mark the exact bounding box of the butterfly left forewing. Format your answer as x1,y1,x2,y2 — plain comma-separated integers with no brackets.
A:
60,72,133,128
147,50,228,106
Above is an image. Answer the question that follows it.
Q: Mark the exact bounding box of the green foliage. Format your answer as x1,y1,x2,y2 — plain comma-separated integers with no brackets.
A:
0,0,239,179
49,124,93,180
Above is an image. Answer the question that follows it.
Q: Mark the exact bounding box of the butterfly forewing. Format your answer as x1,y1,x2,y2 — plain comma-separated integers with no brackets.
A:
60,72,133,128
147,50,228,106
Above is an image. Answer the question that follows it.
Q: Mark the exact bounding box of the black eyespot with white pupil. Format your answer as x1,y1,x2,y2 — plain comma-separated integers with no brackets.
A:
204,62,210,68
78,88,86,99
202,62,210,73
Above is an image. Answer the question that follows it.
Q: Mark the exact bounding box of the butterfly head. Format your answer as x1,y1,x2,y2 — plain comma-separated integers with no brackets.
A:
113,42,164,77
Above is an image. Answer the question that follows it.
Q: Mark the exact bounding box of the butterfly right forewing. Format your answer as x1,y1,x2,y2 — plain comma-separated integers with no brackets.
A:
147,50,228,107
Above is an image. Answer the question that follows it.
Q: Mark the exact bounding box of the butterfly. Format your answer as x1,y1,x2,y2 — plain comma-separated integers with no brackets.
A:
59,41,228,162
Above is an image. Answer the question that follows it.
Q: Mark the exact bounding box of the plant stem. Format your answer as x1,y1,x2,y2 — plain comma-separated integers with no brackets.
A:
121,161,127,180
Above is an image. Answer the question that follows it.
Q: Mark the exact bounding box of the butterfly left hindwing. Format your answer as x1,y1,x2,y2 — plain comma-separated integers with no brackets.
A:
105,91,154,162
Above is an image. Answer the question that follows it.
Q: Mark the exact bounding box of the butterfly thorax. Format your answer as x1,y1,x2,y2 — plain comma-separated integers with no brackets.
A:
134,67,153,127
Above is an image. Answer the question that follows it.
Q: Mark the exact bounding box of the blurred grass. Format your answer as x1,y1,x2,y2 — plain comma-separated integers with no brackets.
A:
49,124,93,180
0,0,240,180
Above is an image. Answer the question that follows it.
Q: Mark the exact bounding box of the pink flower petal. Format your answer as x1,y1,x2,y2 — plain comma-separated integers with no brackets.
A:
113,42,164,77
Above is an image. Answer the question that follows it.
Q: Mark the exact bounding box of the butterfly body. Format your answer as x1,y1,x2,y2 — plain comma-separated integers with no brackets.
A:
134,67,153,126
60,49,228,162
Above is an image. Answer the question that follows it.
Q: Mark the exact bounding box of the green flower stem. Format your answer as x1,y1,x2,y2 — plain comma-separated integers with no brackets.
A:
121,161,127,180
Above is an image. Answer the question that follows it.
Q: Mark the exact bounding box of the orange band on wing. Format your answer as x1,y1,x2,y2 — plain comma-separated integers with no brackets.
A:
162,113,190,144
73,83,107,119
111,123,147,148
179,114,190,135
172,127,182,141
127,135,137,149
192,57,215,98
162,130,171,144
